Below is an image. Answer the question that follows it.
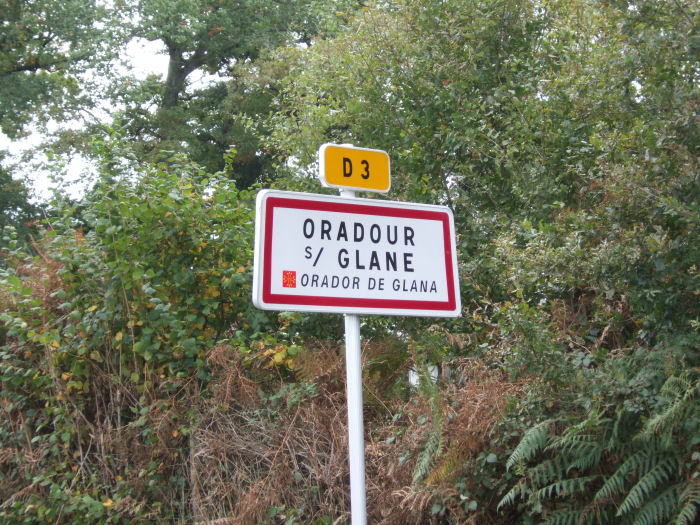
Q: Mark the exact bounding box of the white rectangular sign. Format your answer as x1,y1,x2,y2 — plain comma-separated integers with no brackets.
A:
252,190,461,316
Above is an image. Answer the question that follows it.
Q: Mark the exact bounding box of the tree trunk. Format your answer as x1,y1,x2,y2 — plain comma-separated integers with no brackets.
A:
162,50,188,109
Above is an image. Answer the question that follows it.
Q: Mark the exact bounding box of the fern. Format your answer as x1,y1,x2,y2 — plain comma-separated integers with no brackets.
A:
609,408,639,451
674,479,700,525
413,428,442,484
505,418,554,472
594,465,630,503
411,359,445,484
497,479,528,511
549,434,604,474
643,373,699,446
528,456,569,490
595,442,664,502
501,369,699,523
425,442,465,486
542,508,594,525
535,475,600,500
566,448,603,474
595,449,643,502
617,456,678,516
560,408,608,438
551,431,596,452
631,485,678,525
547,411,607,475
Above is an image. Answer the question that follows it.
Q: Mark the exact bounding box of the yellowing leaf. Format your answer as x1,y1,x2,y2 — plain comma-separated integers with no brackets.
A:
87,305,98,312
115,331,123,342
102,497,114,508
51,340,60,349
236,266,246,274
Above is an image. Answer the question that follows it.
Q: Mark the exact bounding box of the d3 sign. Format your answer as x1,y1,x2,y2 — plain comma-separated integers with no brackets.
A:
319,143,390,193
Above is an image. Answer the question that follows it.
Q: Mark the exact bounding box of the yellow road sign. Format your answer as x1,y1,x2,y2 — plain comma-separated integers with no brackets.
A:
318,143,390,193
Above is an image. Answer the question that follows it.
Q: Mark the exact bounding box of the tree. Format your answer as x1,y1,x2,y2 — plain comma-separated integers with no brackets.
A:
266,0,700,520
267,0,553,206
112,0,364,187
0,156,37,248
0,0,116,138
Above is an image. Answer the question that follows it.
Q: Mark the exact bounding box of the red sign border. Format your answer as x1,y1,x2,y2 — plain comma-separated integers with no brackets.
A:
258,194,458,314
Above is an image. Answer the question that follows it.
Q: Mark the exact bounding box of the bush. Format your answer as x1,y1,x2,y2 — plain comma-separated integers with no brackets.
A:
0,144,269,523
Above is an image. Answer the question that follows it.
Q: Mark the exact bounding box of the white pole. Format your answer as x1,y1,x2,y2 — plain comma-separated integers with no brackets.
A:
339,187,367,525
344,313,366,525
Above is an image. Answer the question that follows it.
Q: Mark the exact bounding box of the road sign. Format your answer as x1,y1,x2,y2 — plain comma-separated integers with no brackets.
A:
252,189,461,317
318,143,390,193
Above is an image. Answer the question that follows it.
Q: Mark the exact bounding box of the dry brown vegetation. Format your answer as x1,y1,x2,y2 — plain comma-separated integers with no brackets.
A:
185,343,528,524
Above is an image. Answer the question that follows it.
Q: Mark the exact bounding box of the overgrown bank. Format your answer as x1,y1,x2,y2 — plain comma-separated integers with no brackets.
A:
2,0,699,523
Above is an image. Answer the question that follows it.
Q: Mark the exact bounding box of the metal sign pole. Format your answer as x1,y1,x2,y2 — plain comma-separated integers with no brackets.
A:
252,144,460,524
344,312,366,525
339,187,367,525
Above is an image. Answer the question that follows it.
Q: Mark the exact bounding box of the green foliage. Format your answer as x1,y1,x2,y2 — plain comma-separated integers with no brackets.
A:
642,372,700,447
2,0,699,522
269,0,570,209
110,0,367,185
499,368,700,524
676,481,700,525
505,419,554,474
0,0,118,137
0,160,37,249
0,138,274,522
408,330,449,484
265,0,699,522
51,137,261,376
